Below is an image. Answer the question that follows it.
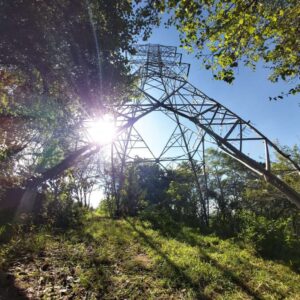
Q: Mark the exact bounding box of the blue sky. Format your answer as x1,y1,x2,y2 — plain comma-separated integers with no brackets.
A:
136,23,300,148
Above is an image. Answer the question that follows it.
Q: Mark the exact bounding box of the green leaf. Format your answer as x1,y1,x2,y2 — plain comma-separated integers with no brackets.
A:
248,26,255,34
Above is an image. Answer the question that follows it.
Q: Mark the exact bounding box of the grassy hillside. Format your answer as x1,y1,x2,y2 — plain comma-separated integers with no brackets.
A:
0,212,299,299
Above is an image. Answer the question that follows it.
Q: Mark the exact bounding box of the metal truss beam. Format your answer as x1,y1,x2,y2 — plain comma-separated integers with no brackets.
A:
108,44,300,209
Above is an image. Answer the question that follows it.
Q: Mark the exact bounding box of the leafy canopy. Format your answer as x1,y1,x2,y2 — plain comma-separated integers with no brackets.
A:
150,0,300,98
0,0,158,112
0,0,159,187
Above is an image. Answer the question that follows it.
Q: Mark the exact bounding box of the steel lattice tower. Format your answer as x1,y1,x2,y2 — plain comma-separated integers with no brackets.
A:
106,44,300,211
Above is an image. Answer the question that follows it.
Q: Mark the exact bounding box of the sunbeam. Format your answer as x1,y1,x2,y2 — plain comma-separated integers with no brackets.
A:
85,114,116,145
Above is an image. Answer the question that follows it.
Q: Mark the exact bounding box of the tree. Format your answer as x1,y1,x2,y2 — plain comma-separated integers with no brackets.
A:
121,163,146,216
165,162,205,226
68,159,100,208
136,163,170,206
243,144,300,234
0,1,159,184
149,0,300,98
0,1,159,214
102,162,170,217
205,148,254,234
0,0,158,110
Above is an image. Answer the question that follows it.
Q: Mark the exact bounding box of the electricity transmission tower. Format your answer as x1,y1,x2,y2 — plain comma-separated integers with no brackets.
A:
107,44,300,213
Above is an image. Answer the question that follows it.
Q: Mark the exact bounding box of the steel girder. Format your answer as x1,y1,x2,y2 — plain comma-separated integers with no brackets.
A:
108,44,300,209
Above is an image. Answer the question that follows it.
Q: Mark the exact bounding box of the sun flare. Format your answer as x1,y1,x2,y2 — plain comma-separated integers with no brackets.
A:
85,115,117,145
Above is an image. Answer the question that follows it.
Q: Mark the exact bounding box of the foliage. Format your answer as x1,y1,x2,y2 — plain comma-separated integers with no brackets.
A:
0,178,86,238
236,210,300,266
101,144,300,268
121,164,146,216
40,192,82,229
136,163,170,205
103,161,172,217
0,0,159,109
204,149,253,236
165,163,203,225
0,0,159,200
104,160,208,225
149,0,300,98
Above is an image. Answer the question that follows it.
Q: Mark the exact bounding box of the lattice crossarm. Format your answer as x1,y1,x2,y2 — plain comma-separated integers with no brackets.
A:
120,43,300,209
143,94,300,208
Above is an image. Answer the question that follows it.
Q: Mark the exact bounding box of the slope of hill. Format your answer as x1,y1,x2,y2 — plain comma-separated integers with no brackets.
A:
0,212,299,299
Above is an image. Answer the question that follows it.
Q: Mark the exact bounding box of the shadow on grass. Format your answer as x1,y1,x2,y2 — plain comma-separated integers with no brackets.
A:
125,219,210,299
0,214,294,299
145,213,300,273
0,271,29,300
130,218,290,300
0,226,113,299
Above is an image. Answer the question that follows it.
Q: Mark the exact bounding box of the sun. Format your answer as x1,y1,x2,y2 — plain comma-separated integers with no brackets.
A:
85,114,117,145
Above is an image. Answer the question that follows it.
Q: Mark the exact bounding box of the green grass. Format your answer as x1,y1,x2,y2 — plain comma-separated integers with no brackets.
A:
0,212,299,299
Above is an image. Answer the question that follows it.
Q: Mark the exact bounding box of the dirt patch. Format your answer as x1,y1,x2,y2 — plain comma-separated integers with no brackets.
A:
133,253,152,270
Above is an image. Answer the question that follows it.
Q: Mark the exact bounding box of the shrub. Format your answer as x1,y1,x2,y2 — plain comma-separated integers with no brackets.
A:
236,210,300,263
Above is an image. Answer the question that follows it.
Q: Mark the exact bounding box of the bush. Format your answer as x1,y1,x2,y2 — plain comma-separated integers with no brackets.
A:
236,210,300,266
139,207,190,237
36,193,85,229
209,213,237,238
